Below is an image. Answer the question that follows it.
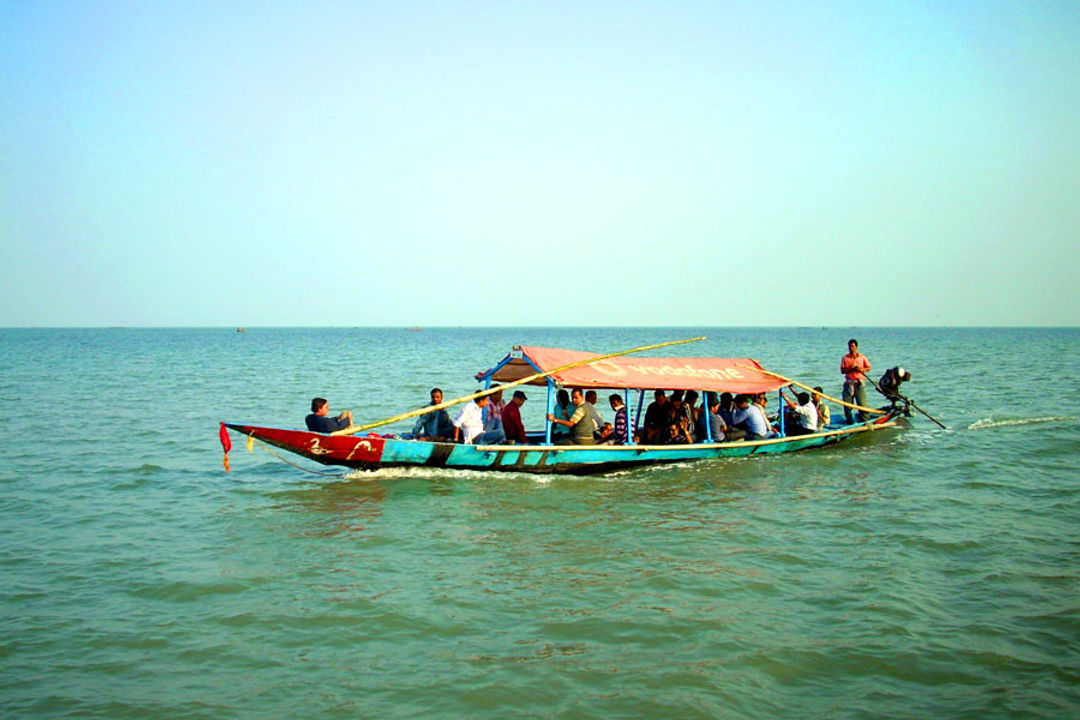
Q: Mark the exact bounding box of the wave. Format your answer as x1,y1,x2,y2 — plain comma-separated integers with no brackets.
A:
968,416,1076,430
340,466,554,482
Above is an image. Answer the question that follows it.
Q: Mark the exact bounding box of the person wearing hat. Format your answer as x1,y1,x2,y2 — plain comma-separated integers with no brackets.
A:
501,390,529,444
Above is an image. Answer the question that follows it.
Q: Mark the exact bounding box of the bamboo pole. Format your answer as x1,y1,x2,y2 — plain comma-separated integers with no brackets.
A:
333,336,708,436
735,364,885,416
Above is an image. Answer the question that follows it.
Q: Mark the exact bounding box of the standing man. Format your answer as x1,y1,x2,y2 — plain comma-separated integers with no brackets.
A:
840,338,872,423
501,390,528,444
306,398,353,433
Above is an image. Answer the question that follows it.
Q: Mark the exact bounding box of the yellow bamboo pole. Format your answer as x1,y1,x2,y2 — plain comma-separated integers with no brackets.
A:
333,336,708,436
734,364,885,416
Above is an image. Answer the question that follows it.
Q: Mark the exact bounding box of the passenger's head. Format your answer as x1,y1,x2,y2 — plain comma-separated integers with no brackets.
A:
609,394,624,409
796,392,810,405
720,392,733,406
735,395,750,408
685,390,699,406
571,389,584,404
311,397,328,413
585,390,598,405
475,395,489,407
670,390,684,402
557,389,570,405
430,388,443,404
654,389,666,401
490,387,503,402
512,390,527,406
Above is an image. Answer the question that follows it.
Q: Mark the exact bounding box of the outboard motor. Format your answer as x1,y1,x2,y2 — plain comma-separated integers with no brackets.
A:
876,366,912,402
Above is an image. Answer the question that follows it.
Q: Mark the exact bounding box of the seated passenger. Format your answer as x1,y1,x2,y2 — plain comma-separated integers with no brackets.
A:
755,393,774,424
411,388,454,440
453,395,503,444
547,388,597,445
732,394,774,440
781,390,818,436
551,389,572,441
719,392,737,427
665,415,694,445
698,393,727,442
674,390,697,437
501,390,528,444
595,422,615,444
608,394,629,445
306,397,353,433
482,387,507,443
813,386,831,428
668,390,685,426
584,390,605,435
643,390,669,443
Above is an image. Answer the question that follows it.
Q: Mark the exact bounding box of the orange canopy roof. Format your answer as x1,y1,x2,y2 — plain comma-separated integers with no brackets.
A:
481,346,788,395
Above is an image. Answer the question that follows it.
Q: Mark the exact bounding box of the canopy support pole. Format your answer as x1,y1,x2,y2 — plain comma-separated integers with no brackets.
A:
777,390,785,436
545,380,554,444
634,389,646,439
703,390,712,442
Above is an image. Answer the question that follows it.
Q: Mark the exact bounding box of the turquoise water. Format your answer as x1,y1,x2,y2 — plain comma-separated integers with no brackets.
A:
2,327,1078,719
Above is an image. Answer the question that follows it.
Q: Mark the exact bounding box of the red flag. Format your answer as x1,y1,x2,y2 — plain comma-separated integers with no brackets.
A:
219,423,232,472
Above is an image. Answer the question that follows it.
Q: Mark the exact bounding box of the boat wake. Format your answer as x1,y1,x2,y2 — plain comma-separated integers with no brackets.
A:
341,466,553,482
968,416,1076,431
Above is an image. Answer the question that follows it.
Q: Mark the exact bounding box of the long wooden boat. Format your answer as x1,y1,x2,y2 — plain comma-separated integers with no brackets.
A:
221,344,908,476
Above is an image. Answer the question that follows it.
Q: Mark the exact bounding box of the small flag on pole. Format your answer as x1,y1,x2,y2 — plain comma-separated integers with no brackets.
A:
219,423,232,473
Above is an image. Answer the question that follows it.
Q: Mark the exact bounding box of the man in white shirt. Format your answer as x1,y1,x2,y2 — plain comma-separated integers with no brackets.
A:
453,395,504,444
781,390,818,436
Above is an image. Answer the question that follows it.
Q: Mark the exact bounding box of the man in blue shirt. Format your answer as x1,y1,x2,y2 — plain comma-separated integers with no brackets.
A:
305,397,353,433
412,388,454,440
698,393,727,442
732,394,772,440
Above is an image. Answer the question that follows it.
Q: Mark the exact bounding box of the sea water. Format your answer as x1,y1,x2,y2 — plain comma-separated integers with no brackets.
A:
1,327,1077,719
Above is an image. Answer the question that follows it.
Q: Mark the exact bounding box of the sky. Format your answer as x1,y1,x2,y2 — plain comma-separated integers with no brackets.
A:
1,1,1078,327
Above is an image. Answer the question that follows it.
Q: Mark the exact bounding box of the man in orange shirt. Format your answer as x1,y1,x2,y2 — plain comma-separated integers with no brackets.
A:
840,338,872,423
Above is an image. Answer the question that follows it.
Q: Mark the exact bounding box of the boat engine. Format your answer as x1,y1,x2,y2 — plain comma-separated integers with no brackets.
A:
876,366,912,402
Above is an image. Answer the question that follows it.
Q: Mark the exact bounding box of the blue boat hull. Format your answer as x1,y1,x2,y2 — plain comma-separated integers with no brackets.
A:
225,411,903,476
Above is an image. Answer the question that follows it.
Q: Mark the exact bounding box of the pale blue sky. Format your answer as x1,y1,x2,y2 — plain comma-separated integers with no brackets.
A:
2,1,1077,326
